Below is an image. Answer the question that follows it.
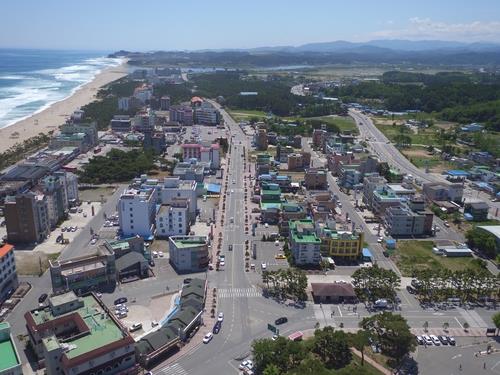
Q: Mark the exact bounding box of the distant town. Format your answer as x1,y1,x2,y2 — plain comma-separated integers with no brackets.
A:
0,63,499,375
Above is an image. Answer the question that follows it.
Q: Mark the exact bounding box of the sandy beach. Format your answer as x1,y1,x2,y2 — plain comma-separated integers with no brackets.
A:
0,61,129,152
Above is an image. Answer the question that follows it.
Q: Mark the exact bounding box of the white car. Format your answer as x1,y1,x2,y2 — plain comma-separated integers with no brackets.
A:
203,332,213,344
158,252,164,258
264,223,269,228
239,360,254,370
377,237,383,243
261,263,267,270
275,240,280,246
152,251,158,258
218,312,224,322
430,335,441,346
90,238,97,245
422,335,433,346
220,261,225,267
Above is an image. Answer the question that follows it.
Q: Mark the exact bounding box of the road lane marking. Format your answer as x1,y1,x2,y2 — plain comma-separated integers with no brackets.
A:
454,317,464,328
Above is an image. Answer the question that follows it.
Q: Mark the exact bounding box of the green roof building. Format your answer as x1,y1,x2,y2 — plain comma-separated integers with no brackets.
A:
24,292,137,375
289,219,322,265
0,322,21,375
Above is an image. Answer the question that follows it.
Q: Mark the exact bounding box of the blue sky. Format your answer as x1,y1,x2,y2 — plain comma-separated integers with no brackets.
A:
1,0,499,51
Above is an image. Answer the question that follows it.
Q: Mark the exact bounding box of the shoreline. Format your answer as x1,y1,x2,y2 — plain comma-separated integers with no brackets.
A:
0,61,129,152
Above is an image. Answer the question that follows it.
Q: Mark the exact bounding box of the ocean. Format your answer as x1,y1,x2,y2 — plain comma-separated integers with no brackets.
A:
0,49,123,129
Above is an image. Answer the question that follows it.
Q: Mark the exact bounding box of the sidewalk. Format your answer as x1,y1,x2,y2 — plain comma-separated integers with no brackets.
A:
351,347,392,375
410,327,488,337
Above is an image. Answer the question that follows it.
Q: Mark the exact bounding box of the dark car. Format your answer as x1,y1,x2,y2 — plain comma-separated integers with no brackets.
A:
183,278,192,284
275,317,288,325
213,321,222,334
406,285,416,294
114,297,127,305
38,293,48,303
439,336,449,345
382,251,389,258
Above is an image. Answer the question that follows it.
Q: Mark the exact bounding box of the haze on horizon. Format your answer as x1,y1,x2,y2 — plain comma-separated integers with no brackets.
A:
1,0,500,51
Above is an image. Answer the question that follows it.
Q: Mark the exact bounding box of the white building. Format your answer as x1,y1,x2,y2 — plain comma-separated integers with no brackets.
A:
54,171,79,204
0,244,18,304
118,187,156,239
157,178,198,222
181,143,220,169
155,200,189,238
194,102,220,125
118,97,130,111
133,84,153,103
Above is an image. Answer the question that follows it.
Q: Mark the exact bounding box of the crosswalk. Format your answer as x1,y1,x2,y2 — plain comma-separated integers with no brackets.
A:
156,363,188,375
457,308,488,328
218,287,262,299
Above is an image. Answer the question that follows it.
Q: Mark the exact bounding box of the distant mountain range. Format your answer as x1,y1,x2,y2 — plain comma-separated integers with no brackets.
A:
244,39,500,53
110,39,500,67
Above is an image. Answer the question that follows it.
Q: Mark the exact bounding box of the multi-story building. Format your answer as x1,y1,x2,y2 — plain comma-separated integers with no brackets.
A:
423,182,464,204
254,128,268,151
49,245,117,293
194,102,220,125
464,201,489,221
371,187,402,215
154,177,198,223
318,228,364,261
304,168,328,190
118,187,156,239
289,219,322,265
384,204,433,237
133,84,153,103
288,152,311,171
110,115,132,132
5,192,50,244
169,105,193,125
0,244,18,304
312,128,327,149
143,130,166,154
118,96,141,112
339,165,362,189
279,203,306,235
155,200,189,238
169,236,209,273
160,96,171,111
362,174,386,209
59,121,98,148
42,175,68,228
54,171,79,205
24,292,137,375
261,183,282,203
181,143,220,169
0,322,22,375
173,161,206,183
133,110,155,133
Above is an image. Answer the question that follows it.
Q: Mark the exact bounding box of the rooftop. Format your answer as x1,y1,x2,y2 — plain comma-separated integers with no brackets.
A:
0,322,19,372
0,244,13,258
27,294,128,360
170,236,207,249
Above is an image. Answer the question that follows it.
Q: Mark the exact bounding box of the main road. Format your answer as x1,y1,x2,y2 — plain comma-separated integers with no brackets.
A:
349,109,447,185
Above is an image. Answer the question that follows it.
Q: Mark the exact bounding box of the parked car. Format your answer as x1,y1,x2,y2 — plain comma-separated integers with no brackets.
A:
239,360,254,370
422,335,433,346
213,321,221,334
38,293,48,304
114,297,127,305
203,332,214,344
90,238,97,245
416,336,424,345
430,335,441,346
261,263,267,270
129,323,142,332
218,312,224,322
438,335,449,345
151,321,159,327
447,336,456,345
275,317,288,325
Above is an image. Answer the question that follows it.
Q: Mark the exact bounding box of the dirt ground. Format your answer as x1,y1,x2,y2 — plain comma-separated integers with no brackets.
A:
78,186,118,202
401,148,432,157
15,251,59,276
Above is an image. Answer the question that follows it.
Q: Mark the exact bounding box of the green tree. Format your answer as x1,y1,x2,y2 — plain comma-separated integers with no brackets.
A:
312,327,352,369
492,313,500,335
352,265,401,303
350,330,370,366
360,312,416,366
263,364,281,375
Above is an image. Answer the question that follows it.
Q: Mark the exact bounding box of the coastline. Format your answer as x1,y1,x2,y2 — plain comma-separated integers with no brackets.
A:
0,61,129,152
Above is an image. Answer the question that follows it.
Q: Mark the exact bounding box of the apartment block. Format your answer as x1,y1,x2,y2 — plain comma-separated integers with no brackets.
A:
5,192,50,244
289,219,322,265
0,244,18,304
304,168,328,190
155,200,189,238
118,187,156,239
385,204,433,237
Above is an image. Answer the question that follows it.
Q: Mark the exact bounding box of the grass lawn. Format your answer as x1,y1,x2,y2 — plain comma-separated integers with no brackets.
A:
373,121,439,146
227,108,267,122
393,241,486,277
334,355,384,375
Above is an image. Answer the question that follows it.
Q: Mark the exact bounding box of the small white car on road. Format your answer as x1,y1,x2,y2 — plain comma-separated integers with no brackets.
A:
218,312,224,322
203,332,213,344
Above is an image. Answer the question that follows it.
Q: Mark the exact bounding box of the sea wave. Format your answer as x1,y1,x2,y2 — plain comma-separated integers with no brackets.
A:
0,55,123,129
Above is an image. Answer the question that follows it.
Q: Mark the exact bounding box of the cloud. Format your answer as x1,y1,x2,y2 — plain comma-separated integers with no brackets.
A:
371,17,500,41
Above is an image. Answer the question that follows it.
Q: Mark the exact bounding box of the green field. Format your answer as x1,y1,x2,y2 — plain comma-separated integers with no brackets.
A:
227,108,267,122
393,241,486,277
283,115,358,134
